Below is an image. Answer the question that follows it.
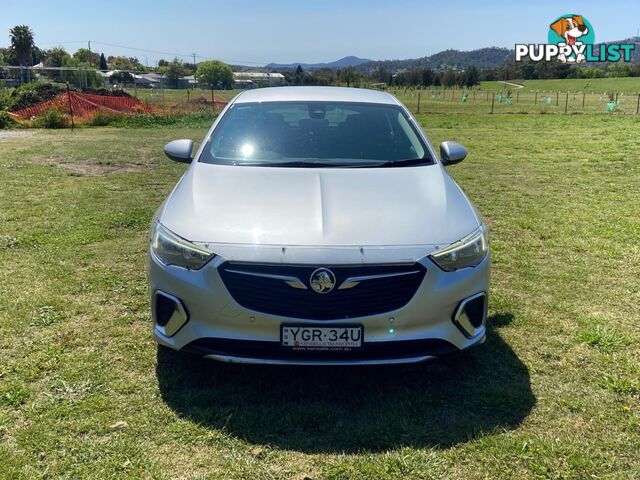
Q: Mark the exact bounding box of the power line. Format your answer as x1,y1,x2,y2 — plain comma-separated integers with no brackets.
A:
38,39,269,65
90,40,196,60
35,39,272,66
91,41,268,65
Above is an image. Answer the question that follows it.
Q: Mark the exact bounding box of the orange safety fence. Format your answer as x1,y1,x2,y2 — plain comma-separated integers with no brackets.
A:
9,92,159,120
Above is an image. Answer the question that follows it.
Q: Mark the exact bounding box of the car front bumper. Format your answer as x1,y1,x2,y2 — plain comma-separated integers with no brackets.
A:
148,248,490,365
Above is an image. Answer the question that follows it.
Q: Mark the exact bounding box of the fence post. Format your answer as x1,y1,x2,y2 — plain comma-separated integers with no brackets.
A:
452,89,455,101
417,91,421,114
636,93,640,114
556,92,559,106
564,92,569,114
516,92,519,104
615,92,619,104
582,92,586,109
490,92,495,114
534,92,538,105
66,82,74,129
473,90,476,101
211,87,215,113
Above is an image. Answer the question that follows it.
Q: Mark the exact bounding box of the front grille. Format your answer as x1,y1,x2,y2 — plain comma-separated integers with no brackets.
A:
218,262,426,320
183,337,457,360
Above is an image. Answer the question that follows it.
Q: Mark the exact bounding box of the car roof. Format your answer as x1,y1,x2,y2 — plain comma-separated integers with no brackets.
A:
233,86,400,105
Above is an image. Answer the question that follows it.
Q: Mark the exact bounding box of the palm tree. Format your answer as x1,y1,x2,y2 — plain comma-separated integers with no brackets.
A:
9,25,34,83
9,25,34,66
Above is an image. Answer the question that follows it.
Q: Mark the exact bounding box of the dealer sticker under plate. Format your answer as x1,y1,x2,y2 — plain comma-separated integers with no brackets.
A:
281,325,363,351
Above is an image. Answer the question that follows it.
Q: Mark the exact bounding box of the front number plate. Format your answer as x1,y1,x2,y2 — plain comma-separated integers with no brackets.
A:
281,325,363,351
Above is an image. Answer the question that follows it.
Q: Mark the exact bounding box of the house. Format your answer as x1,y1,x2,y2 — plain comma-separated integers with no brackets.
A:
183,75,197,87
233,72,285,88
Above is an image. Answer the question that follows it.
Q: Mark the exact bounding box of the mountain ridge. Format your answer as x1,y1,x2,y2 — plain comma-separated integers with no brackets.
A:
266,56,372,70
262,38,640,73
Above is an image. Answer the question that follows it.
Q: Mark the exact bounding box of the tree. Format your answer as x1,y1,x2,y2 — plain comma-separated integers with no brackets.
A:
442,68,458,87
108,55,143,71
463,66,479,87
73,47,100,66
61,56,102,89
43,46,69,68
338,66,359,87
195,60,233,89
607,63,632,78
164,58,185,88
9,25,34,67
110,71,134,85
293,65,304,85
99,53,107,71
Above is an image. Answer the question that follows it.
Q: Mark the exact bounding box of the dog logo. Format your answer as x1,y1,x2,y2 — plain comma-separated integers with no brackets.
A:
516,14,634,63
309,268,336,294
548,14,594,63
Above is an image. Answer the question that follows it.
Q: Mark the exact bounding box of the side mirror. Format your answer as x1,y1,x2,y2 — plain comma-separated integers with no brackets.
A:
164,139,194,163
440,141,467,165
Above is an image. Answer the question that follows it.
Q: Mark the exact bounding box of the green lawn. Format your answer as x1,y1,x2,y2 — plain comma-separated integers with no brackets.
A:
1,114,639,479
480,77,640,94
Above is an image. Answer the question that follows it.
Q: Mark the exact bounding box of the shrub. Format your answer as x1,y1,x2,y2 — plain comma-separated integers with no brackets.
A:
9,83,64,111
88,111,127,126
32,108,69,128
0,111,14,129
91,111,218,128
0,88,11,111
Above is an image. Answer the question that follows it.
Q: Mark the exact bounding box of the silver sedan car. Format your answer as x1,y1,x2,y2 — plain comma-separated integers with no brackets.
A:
149,86,489,365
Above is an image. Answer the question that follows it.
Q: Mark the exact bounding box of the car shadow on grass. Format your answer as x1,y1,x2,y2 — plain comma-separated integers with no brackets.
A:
156,314,534,453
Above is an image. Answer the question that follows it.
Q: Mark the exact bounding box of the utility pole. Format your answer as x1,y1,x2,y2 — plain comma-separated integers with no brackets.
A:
88,40,91,66
192,53,197,69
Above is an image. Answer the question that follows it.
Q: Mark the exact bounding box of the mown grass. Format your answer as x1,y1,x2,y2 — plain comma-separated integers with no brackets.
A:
480,77,640,94
0,114,639,479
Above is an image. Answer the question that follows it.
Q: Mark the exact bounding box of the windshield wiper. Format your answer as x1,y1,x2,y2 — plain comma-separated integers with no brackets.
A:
230,158,432,168
374,158,432,168
232,161,369,168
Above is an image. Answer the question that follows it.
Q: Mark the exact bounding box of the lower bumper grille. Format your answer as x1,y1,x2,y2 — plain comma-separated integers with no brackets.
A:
218,262,427,320
464,295,485,328
183,337,457,361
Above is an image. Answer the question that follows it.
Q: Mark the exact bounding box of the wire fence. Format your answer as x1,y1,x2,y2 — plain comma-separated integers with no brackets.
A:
0,66,231,123
383,87,640,115
2,66,640,118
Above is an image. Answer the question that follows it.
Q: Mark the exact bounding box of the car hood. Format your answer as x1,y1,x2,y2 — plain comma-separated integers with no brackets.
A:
160,163,480,247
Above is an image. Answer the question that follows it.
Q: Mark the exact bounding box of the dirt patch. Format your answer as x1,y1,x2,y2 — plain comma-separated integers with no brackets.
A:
0,131,35,139
29,156,154,176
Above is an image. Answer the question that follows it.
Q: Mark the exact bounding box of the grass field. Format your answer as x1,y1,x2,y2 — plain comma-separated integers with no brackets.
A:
480,77,640,94
1,113,639,479
124,88,241,109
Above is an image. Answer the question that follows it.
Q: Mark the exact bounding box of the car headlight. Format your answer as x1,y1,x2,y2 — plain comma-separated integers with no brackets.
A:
430,224,489,272
151,222,214,270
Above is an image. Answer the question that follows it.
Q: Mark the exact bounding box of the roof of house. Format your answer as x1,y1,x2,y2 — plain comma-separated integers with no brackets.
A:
233,72,285,79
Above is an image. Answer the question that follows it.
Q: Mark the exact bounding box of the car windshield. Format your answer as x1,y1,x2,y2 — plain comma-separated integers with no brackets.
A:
199,101,433,167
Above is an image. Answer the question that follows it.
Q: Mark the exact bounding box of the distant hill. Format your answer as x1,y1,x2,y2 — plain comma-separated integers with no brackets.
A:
261,38,639,74
355,47,513,73
266,56,372,70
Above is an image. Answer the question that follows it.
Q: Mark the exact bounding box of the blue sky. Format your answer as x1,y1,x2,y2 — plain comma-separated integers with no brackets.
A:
2,0,639,65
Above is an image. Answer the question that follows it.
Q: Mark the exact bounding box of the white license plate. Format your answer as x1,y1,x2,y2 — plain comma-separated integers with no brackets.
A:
281,325,363,351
